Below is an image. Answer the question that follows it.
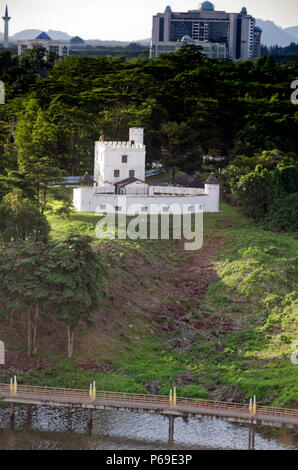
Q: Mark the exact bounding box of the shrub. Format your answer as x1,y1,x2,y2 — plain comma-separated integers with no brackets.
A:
0,189,50,242
179,385,210,400
266,193,298,232
235,166,278,221
65,221,95,235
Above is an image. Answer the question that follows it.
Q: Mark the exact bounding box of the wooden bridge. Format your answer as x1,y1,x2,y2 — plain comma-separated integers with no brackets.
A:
1,381,297,430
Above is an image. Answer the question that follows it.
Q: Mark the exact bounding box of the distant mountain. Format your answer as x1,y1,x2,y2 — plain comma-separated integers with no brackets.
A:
84,39,150,48
256,20,297,46
47,30,72,40
4,22,298,48
10,29,71,41
10,29,42,41
284,26,298,40
136,38,151,45
85,40,130,47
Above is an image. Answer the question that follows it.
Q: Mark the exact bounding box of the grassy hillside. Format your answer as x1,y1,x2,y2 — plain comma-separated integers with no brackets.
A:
0,204,297,407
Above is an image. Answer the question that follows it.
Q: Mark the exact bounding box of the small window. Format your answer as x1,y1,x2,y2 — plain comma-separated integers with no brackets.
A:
141,207,148,212
129,170,135,178
115,206,122,212
114,170,120,178
163,207,169,212
122,155,128,163
100,204,106,210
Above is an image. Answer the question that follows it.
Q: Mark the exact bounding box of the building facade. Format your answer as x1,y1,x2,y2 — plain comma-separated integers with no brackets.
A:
73,128,221,215
18,32,69,57
94,128,146,187
150,2,262,61
151,35,227,59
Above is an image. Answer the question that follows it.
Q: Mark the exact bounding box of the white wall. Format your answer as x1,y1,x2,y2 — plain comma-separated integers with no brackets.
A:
150,186,205,196
122,181,148,195
94,142,146,185
205,184,220,212
129,128,144,145
73,188,219,214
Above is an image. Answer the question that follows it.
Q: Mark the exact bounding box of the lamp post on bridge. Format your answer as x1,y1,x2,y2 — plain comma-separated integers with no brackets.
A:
0,340,4,364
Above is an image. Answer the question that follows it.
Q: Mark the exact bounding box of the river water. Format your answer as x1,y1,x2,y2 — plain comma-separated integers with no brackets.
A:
0,405,297,450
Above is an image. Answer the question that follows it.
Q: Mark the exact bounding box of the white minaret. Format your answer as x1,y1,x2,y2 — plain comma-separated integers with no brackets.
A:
2,6,11,48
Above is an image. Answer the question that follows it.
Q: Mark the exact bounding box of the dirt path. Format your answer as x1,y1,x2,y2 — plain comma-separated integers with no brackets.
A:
152,235,236,340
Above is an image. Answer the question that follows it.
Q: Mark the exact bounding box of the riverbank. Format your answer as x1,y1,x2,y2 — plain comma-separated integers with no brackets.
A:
0,204,297,407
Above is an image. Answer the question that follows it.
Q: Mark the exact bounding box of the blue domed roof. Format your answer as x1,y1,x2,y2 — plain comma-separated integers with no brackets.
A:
254,26,262,32
241,7,247,15
35,32,52,40
200,1,214,10
181,35,192,42
165,5,172,12
70,36,85,44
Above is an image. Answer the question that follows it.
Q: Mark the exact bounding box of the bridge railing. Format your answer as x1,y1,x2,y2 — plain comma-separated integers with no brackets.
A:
1,383,297,421
255,405,298,418
0,383,170,404
174,396,298,421
0,383,90,399
95,390,169,405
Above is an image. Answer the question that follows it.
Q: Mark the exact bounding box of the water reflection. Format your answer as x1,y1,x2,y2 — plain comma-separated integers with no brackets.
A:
0,405,297,450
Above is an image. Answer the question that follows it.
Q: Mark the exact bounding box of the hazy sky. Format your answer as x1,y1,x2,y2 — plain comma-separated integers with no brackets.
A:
3,0,298,40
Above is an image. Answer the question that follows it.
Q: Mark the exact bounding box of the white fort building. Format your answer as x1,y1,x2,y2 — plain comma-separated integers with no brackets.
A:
73,128,220,215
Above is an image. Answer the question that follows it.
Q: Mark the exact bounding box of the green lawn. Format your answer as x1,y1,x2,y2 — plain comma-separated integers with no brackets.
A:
195,205,297,406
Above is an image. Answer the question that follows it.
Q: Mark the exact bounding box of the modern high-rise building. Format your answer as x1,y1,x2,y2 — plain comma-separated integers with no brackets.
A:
150,2,262,61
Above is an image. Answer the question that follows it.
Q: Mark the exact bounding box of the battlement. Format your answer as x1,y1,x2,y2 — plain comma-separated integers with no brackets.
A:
97,141,145,150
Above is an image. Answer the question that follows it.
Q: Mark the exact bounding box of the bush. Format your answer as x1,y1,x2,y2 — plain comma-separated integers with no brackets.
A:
0,189,50,242
179,385,210,400
235,166,278,221
266,193,298,232
65,221,95,235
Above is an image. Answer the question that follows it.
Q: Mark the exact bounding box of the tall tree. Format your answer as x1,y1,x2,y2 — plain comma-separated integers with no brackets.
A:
44,235,107,357
0,243,50,356
0,189,50,242
160,121,203,182
15,100,66,211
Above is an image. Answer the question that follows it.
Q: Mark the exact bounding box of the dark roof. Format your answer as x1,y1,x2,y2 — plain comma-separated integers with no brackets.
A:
35,32,52,40
79,172,95,184
180,174,204,189
114,177,147,188
70,36,85,44
205,172,220,185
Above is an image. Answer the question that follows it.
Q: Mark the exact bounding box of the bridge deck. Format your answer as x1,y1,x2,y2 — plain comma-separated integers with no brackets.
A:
1,384,297,428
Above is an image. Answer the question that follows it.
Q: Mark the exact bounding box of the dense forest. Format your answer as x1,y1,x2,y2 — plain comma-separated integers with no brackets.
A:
70,42,150,59
0,46,297,396
0,44,297,230
261,42,298,56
